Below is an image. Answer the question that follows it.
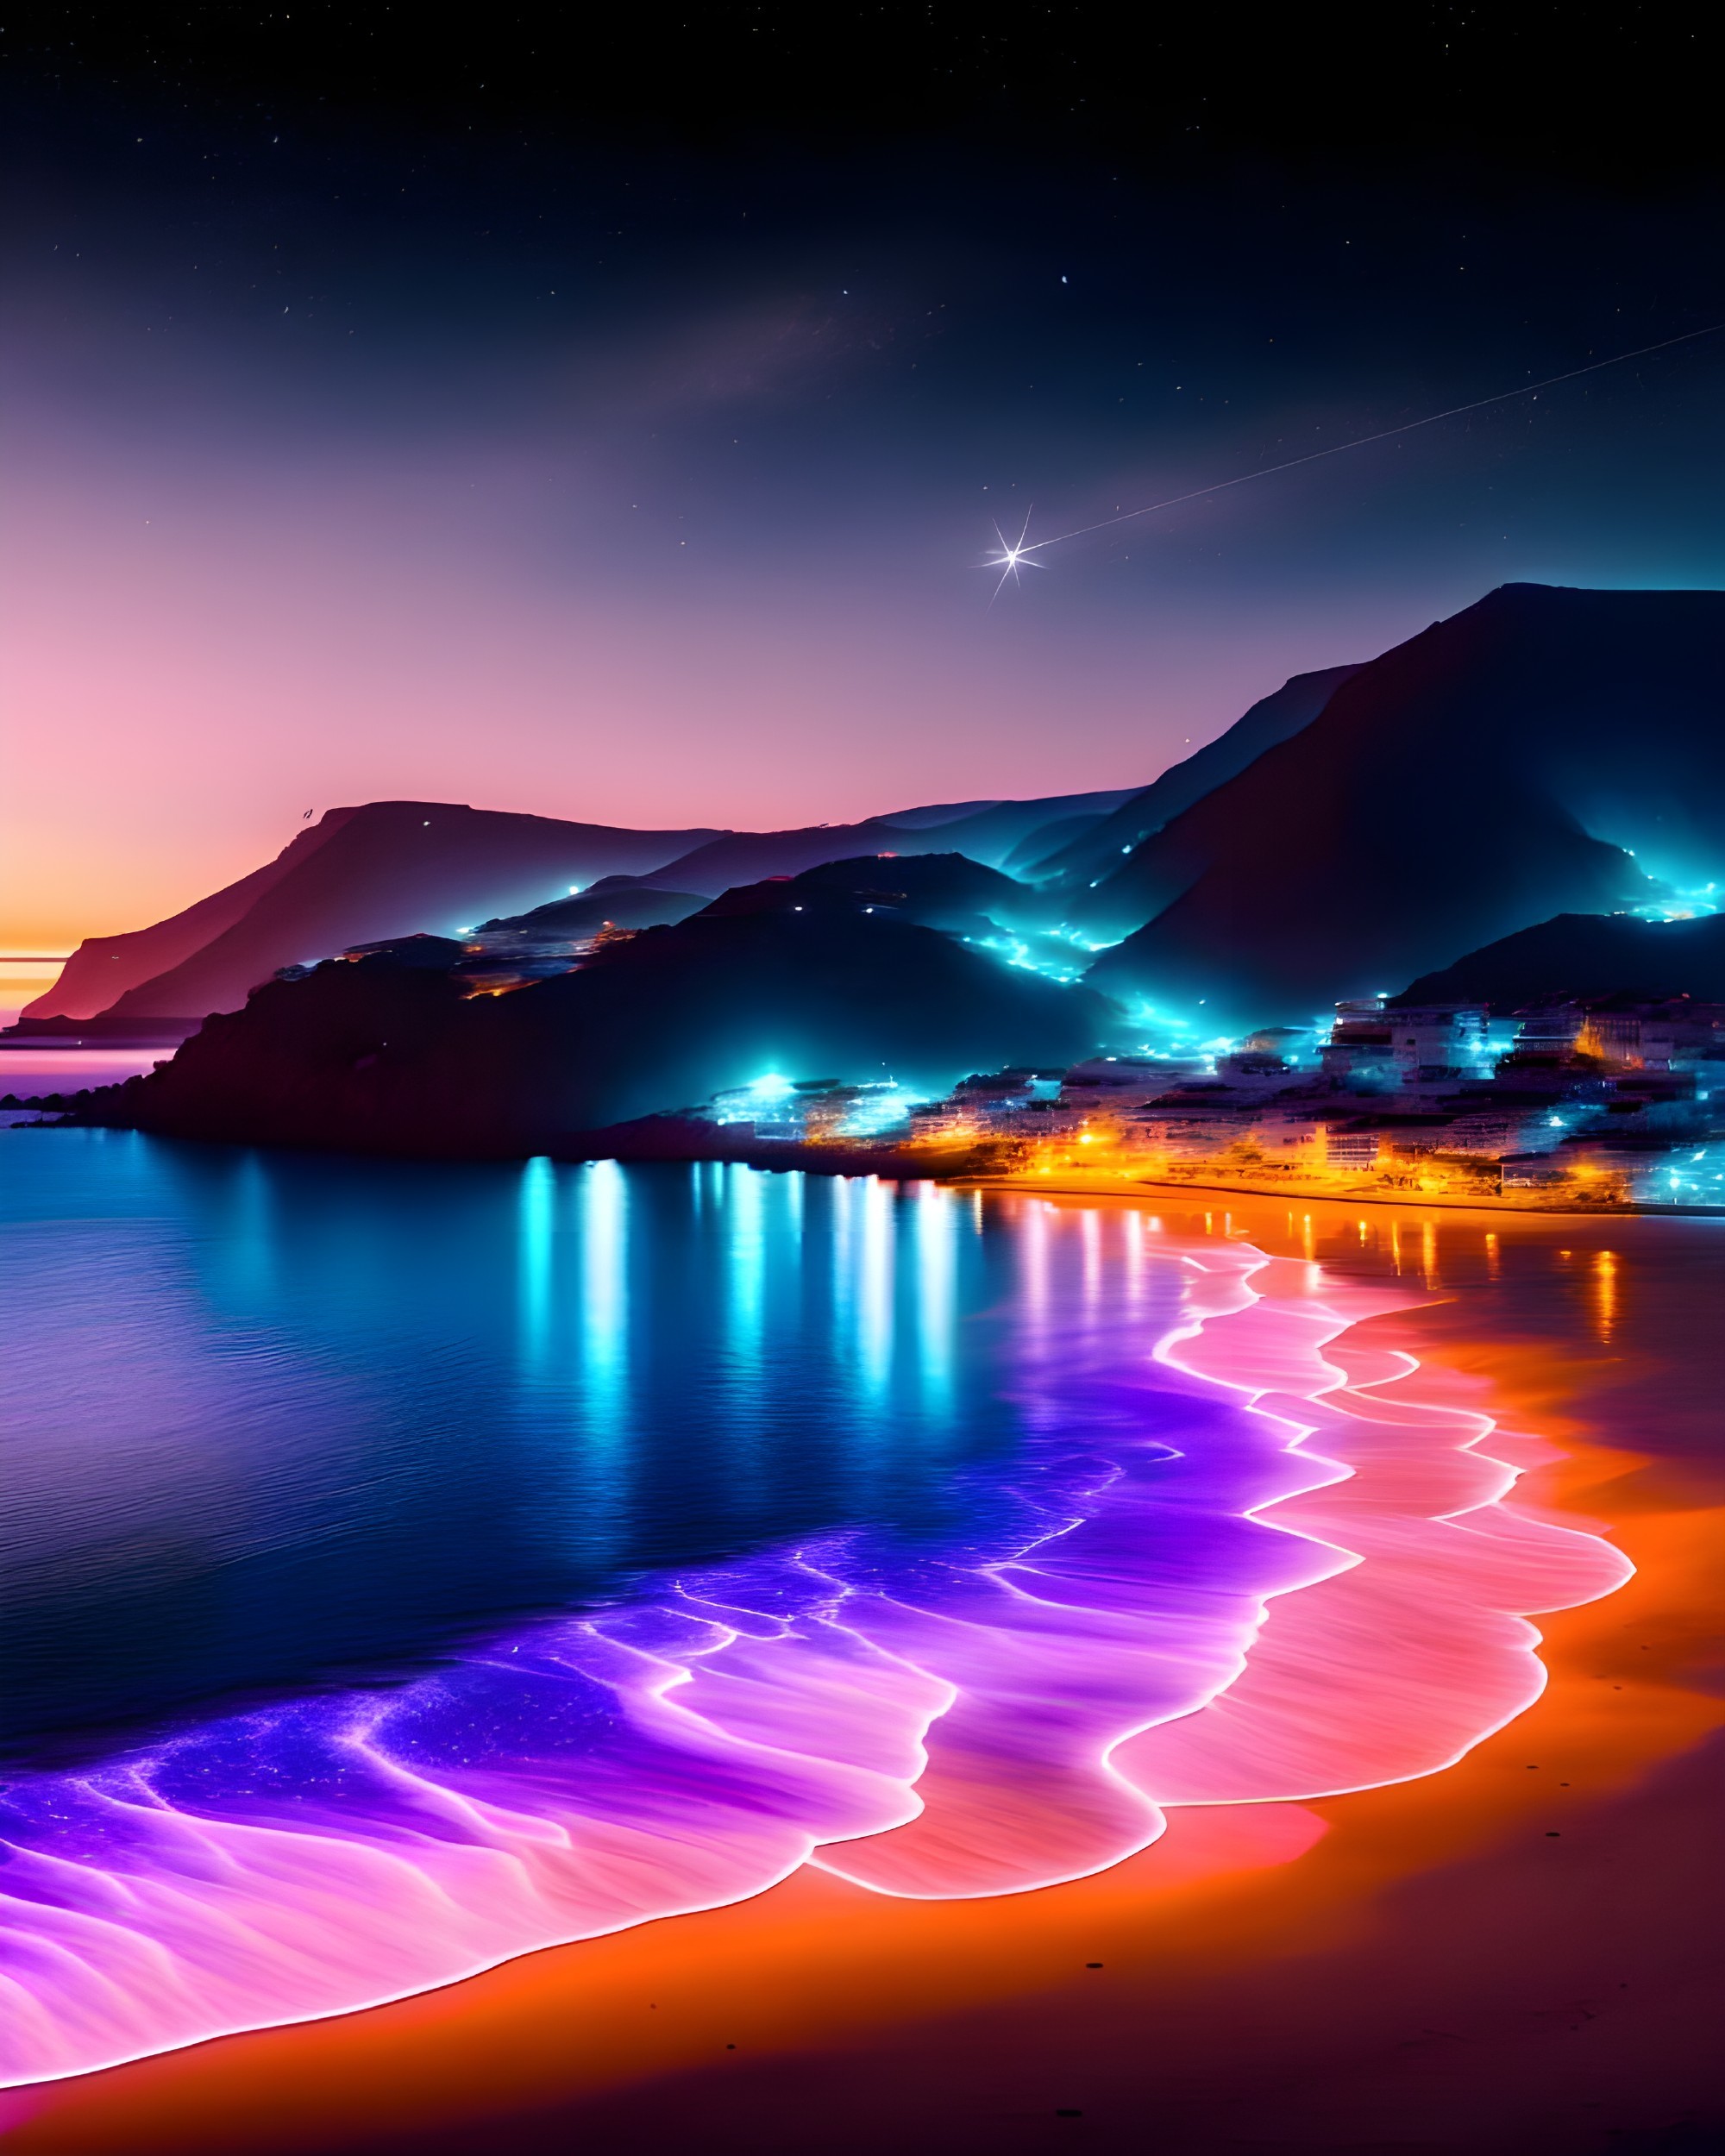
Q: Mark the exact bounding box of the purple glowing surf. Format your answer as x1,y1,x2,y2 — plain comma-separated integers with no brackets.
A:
0,1212,1629,2085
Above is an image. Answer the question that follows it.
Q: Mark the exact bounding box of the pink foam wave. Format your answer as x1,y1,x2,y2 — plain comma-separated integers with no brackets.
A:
814,1255,1630,1893
1122,1300,1634,1807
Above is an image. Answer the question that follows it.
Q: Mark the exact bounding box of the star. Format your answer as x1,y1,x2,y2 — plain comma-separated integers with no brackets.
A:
983,507,1043,603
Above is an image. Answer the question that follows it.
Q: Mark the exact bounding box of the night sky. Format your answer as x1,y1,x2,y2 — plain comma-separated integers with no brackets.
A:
6,5,1725,948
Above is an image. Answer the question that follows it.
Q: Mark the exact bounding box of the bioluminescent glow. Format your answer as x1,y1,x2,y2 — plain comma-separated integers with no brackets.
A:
963,930,1088,983
0,1200,1628,2085
1629,874,1725,921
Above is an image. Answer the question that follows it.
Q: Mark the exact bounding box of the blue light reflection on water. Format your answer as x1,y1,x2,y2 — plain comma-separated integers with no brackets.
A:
0,1133,1182,1757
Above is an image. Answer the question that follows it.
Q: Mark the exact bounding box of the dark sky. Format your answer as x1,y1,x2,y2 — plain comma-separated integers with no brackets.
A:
6,3,1725,940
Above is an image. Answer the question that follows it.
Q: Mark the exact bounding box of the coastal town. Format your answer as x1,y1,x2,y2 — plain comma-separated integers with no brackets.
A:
688,991,1725,1211
10,943,1725,1210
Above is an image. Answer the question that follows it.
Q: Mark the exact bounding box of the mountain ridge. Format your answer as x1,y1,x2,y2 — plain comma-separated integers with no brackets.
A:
99,803,722,1020
1030,665,1360,900
1085,585,1725,1024
22,812,358,1021
1394,911,1725,1012
26,787,1143,1026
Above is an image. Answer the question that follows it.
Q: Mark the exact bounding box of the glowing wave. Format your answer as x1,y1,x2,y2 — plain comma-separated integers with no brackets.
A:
0,1235,1629,2085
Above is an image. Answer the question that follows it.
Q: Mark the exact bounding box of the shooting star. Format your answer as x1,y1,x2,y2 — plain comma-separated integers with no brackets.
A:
982,320,1725,581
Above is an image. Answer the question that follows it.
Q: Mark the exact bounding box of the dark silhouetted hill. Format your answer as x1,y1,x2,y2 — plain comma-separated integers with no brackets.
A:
889,788,1138,870
762,852,1045,937
42,788,1134,1028
640,820,938,894
1000,812,1105,876
1394,911,1725,1012
90,900,1107,1156
476,881,707,936
869,797,1003,830
638,790,1135,897
101,803,718,1019
1086,586,1725,1025
1027,666,1359,898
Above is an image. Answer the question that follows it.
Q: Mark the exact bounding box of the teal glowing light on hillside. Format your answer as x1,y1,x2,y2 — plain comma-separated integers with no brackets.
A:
1629,874,1724,922
1122,997,1253,1069
965,931,1088,984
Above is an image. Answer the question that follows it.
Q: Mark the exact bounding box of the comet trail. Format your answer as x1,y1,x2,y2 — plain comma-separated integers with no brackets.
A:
982,320,1725,582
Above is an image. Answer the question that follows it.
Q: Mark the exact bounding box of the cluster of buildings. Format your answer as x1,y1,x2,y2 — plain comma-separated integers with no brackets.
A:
693,993,1725,1207
448,920,638,995
702,1075,917,1145
309,922,641,998
310,924,1725,1206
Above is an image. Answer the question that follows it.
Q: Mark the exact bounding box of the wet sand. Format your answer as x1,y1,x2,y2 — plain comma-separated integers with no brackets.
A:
6,1191,1722,2155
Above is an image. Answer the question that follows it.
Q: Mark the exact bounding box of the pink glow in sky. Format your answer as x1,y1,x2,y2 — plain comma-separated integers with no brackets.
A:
9,117,1722,953
3,405,1535,944
0,417,1439,950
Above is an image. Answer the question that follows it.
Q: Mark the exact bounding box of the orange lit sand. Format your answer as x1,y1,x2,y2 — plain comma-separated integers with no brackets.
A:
6,1190,1721,2155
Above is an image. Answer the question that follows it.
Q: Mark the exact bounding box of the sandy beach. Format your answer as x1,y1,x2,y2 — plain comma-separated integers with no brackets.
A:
6,1188,1720,2155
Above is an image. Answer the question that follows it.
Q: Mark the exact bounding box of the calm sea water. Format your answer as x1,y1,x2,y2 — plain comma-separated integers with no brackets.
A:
0,1133,1189,1758
9,1125,1723,1764
6,1126,1725,2091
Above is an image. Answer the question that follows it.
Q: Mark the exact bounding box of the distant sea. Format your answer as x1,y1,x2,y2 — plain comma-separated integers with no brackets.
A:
0,991,166,1118
0,1044,166,1108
